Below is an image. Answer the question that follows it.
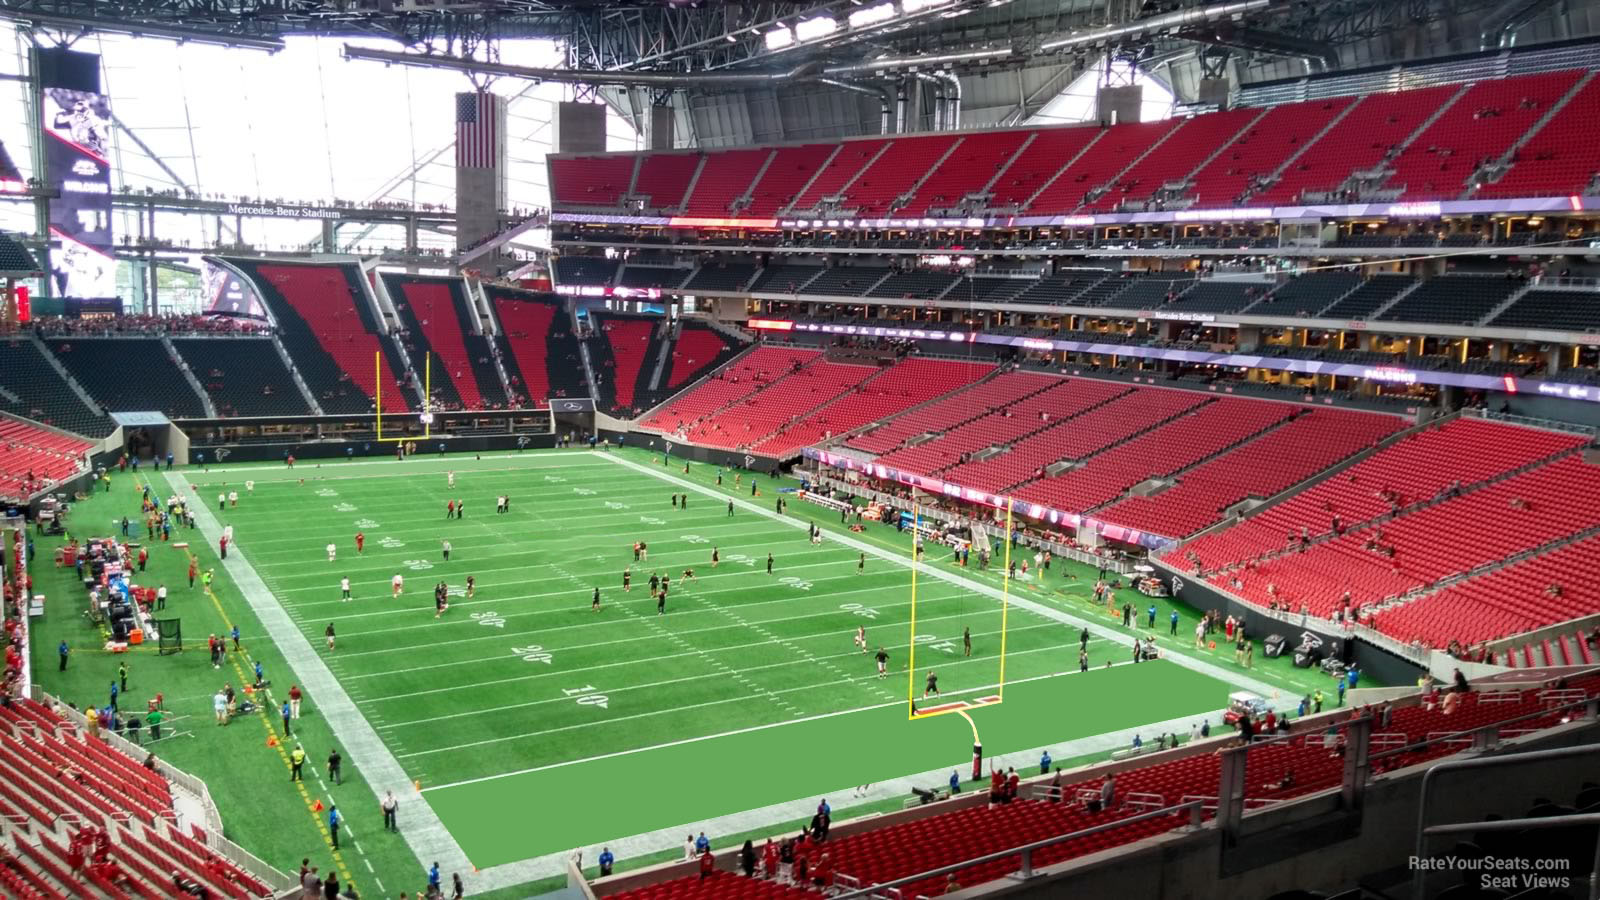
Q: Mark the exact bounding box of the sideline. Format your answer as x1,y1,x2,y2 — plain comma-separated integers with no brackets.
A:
168,472,474,879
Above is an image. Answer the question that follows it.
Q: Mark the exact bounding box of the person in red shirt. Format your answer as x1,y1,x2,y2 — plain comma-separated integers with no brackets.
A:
811,853,832,889
355,532,365,553
188,558,197,588
288,684,302,719
137,547,148,572
761,839,778,879
989,768,1004,804
219,535,229,559
698,849,714,880
1006,768,1021,803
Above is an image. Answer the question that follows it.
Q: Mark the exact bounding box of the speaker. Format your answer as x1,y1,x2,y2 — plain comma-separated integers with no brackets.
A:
1263,634,1288,658
1293,651,1314,668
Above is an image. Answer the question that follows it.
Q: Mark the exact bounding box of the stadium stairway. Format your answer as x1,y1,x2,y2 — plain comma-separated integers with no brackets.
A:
1495,625,1598,668
0,698,276,898
227,259,411,414
484,285,589,407
44,338,209,421
170,339,314,418
382,274,508,410
0,337,113,438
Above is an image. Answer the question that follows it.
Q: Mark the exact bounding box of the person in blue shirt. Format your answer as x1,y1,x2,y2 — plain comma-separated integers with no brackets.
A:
1298,695,1310,717
1131,733,1142,750
598,848,614,876
695,832,710,854
109,681,119,710
254,660,264,686
428,862,441,891
949,770,960,794
280,701,292,737
1169,610,1180,635
1337,678,1347,706
328,805,341,849
231,625,241,652
1347,666,1360,689
1040,750,1052,774
165,451,174,470
1147,605,1156,628
58,641,70,672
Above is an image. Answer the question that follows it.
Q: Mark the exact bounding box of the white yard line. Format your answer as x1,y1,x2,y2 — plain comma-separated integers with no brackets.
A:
166,471,474,880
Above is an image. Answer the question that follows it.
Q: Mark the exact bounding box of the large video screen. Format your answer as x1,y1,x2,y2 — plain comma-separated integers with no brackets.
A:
42,86,115,299
202,260,268,319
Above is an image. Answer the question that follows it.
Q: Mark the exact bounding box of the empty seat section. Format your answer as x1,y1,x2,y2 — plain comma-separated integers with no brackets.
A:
847,371,1056,455
1374,533,1600,648
802,266,891,297
1029,120,1177,214
550,154,636,207
1211,455,1600,616
0,417,92,500
45,339,205,419
681,261,759,293
789,139,890,212
688,360,880,450
1101,408,1402,538
748,264,823,294
661,323,746,394
616,266,687,290
1375,274,1522,325
1015,397,1291,513
742,144,838,216
1383,70,1583,200
384,274,492,410
1186,98,1355,207
681,148,772,215
172,339,312,418
230,260,409,413
839,135,955,216
1251,273,1361,317
1178,417,1583,572
987,127,1101,211
486,288,579,406
1488,288,1600,330
632,153,700,210
903,130,1029,215
591,313,663,416
1478,76,1600,198
1082,110,1256,212
1253,86,1458,205
1319,275,1416,319
0,340,113,437
1165,281,1267,314
644,346,819,434
866,270,958,300
751,358,993,457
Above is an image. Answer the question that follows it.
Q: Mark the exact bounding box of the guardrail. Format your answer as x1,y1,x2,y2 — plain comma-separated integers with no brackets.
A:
828,800,1205,899
29,688,296,893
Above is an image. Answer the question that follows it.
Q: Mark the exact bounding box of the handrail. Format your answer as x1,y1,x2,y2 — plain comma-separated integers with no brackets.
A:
828,800,1205,899
1413,740,1600,900
1376,694,1594,764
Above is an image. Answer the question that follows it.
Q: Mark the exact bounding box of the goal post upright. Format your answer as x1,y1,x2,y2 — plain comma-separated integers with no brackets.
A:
375,349,432,443
998,497,1014,702
906,502,920,720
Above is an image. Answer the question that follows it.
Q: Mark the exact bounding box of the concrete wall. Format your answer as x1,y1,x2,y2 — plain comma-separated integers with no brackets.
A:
556,101,609,154
976,718,1600,900
1097,84,1144,125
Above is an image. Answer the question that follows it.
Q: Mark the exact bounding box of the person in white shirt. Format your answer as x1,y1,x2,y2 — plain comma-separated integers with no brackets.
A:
155,584,167,611
326,542,337,563
228,491,238,508
217,493,226,511
447,471,455,489
392,573,404,597
340,577,351,601
223,524,234,543
245,480,254,495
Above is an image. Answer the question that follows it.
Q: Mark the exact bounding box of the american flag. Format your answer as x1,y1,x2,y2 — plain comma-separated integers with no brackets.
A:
456,91,498,169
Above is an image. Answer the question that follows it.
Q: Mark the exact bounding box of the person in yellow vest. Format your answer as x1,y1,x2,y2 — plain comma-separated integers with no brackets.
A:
290,745,306,782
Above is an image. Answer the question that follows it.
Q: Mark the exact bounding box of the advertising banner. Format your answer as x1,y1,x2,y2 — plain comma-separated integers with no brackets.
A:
42,86,115,299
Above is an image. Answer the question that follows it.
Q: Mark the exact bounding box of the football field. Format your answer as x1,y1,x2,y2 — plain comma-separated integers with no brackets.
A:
169,448,1263,871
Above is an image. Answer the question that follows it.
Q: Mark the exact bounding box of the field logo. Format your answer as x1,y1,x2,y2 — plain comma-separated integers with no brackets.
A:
1170,575,1185,596
664,441,674,455
516,436,530,449
744,455,756,468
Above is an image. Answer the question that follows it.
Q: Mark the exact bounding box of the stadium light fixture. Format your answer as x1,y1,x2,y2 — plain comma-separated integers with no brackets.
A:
764,26,795,49
795,16,838,42
848,3,897,28
902,0,953,13
0,10,284,51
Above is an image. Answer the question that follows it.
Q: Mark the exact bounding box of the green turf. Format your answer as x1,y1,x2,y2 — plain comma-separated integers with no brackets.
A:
28,447,1368,892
